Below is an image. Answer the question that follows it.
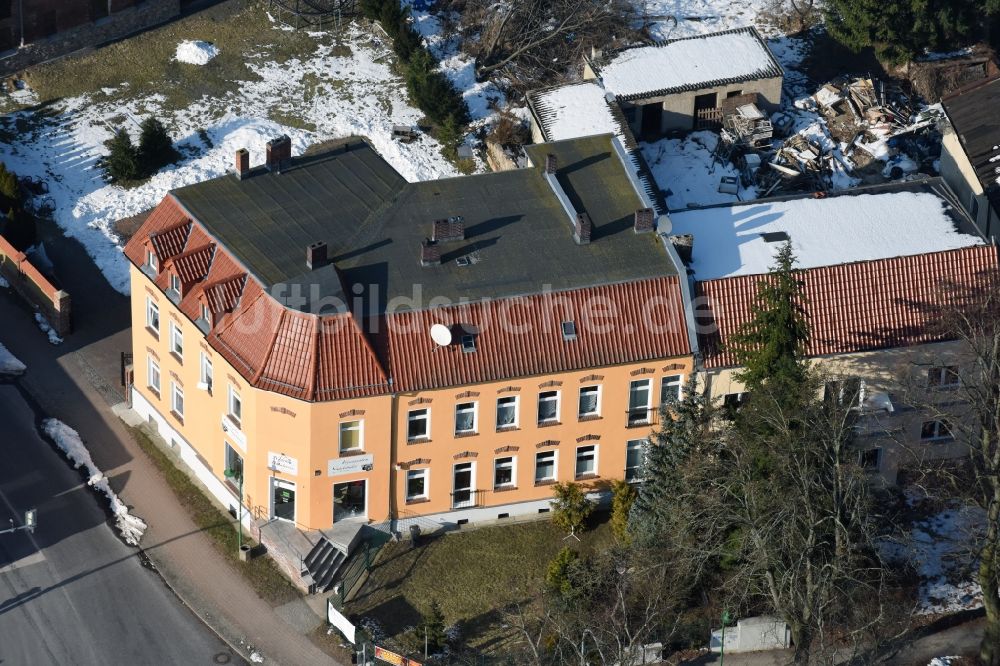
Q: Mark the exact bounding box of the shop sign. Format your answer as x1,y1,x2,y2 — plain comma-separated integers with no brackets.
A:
267,451,298,475
328,454,374,477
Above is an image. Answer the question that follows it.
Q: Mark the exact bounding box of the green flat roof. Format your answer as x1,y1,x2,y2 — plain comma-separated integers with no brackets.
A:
172,135,675,314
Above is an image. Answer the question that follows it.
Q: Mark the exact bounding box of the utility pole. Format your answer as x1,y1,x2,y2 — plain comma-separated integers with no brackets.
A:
0,509,37,536
719,609,730,666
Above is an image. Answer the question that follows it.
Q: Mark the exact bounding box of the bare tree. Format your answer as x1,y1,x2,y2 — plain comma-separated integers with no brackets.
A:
898,276,1000,666
457,0,637,85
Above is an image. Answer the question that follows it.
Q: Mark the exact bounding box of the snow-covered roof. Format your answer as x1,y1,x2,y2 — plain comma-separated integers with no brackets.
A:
592,26,783,101
669,187,984,280
527,82,626,143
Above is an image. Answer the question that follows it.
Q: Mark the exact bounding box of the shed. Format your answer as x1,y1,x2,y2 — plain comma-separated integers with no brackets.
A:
710,616,791,653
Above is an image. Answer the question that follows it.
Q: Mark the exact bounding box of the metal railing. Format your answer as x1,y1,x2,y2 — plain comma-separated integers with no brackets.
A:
626,407,658,428
450,489,486,509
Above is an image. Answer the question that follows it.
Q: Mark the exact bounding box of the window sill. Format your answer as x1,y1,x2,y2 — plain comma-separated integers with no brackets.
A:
578,414,602,422
575,473,599,481
534,479,557,487
454,431,478,438
405,497,430,505
170,352,183,365
626,421,651,429
407,437,431,445
339,448,366,457
495,425,519,433
170,410,184,425
493,485,518,493
147,386,160,399
146,326,159,340
226,415,242,430
537,420,561,429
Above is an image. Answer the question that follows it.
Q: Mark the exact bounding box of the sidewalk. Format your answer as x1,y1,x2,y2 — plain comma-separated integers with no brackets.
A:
0,222,339,665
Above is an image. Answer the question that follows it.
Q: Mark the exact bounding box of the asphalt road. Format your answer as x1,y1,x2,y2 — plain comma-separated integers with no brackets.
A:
0,383,244,665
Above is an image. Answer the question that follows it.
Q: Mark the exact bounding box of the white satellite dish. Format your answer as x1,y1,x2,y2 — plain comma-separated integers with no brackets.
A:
430,323,453,347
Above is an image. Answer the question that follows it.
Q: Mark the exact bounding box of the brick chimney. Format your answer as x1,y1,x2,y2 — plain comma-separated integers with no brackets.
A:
634,208,655,234
420,239,441,267
670,234,694,264
235,148,249,180
432,216,465,243
306,241,328,270
544,153,558,175
574,212,592,245
266,135,292,172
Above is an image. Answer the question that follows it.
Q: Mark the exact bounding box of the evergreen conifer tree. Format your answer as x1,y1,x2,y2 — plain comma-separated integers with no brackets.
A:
138,117,177,176
104,129,140,183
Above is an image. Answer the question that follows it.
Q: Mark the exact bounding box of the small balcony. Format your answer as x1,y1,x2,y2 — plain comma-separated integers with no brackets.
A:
626,407,658,428
451,489,486,510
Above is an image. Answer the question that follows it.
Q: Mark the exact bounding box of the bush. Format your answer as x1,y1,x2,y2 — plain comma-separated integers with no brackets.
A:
104,129,140,183
138,117,178,175
545,546,580,598
0,162,20,210
420,599,447,655
551,481,595,538
610,479,637,544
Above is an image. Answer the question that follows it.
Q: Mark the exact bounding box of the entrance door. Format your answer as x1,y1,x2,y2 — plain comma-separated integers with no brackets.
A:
693,92,719,130
452,463,474,508
333,480,367,522
272,479,296,522
640,102,663,138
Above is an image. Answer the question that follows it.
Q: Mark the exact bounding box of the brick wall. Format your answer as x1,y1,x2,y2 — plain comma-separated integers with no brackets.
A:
0,0,180,77
0,233,71,335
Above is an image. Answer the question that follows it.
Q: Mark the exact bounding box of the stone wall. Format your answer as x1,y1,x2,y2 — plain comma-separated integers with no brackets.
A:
0,0,180,77
0,232,71,335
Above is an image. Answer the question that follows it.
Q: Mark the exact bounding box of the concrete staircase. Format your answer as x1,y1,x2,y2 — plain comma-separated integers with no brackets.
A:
302,537,347,594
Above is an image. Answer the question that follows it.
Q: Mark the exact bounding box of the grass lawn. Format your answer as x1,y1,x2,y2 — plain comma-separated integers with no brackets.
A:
128,425,299,606
348,515,613,654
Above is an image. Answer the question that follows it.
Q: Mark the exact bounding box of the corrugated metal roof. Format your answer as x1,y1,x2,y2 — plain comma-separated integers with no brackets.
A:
696,245,999,368
942,76,1000,196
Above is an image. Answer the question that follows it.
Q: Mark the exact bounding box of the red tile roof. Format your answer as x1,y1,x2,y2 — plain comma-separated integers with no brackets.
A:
380,276,692,392
168,243,215,285
696,245,999,368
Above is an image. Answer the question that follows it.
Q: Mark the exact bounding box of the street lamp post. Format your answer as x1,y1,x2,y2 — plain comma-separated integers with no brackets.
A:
0,509,36,536
224,468,243,553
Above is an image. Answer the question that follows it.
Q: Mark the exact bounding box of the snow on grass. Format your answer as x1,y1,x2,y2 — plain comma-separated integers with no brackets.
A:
0,24,459,295
42,418,148,546
906,502,984,616
642,131,752,210
637,0,777,40
929,658,961,666
34,313,63,345
0,342,26,377
174,40,220,65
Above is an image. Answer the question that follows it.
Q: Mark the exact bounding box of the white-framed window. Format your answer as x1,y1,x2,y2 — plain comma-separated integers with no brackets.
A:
723,392,747,415
169,272,181,295
578,385,600,418
146,249,159,272
146,297,160,334
228,385,242,426
575,445,597,478
339,420,363,452
169,322,183,359
147,355,160,394
927,366,959,388
920,420,953,442
224,442,244,483
625,439,646,482
171,382,184,418
494,456,516,489
628,380,652,425
535,450,557,483
496,395,518,429
407,408,430,441
537,390,560,424
199,352,213,393
199,303,211,323
824,378,865,407
455,402,477,435
858,447,881,471
406,468,428,501
660,374,683,404
452,462,475,508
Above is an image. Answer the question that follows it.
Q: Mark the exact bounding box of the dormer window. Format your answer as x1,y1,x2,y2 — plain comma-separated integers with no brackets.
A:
169,273,181,295
461,334,476,353
200,303,210,323
146,250,159,272
561,321,577,341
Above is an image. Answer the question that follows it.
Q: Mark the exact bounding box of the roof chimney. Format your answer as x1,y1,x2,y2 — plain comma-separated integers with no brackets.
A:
544,153,558,175
420,239,441,267
306,241,328,270
266,135,292,173
574,213,592,245
634,208,655,234
670,234,693,264
432,216,465,243
235,148,249,180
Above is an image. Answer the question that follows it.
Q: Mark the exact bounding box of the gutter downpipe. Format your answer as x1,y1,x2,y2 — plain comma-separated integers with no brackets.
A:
388,381,398,535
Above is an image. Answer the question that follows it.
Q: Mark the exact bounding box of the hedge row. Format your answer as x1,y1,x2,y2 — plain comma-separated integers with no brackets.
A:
360,0,470,129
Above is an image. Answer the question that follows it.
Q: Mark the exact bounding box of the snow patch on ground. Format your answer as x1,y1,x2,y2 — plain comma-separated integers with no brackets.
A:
642,131,751,209
637,0,776,40
34,313,63,345
0,24,459,295
0,342,26,377
928,658,961,666
0,274,8,288
174,40,220,65
250,650,264,663
42,418,148,545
